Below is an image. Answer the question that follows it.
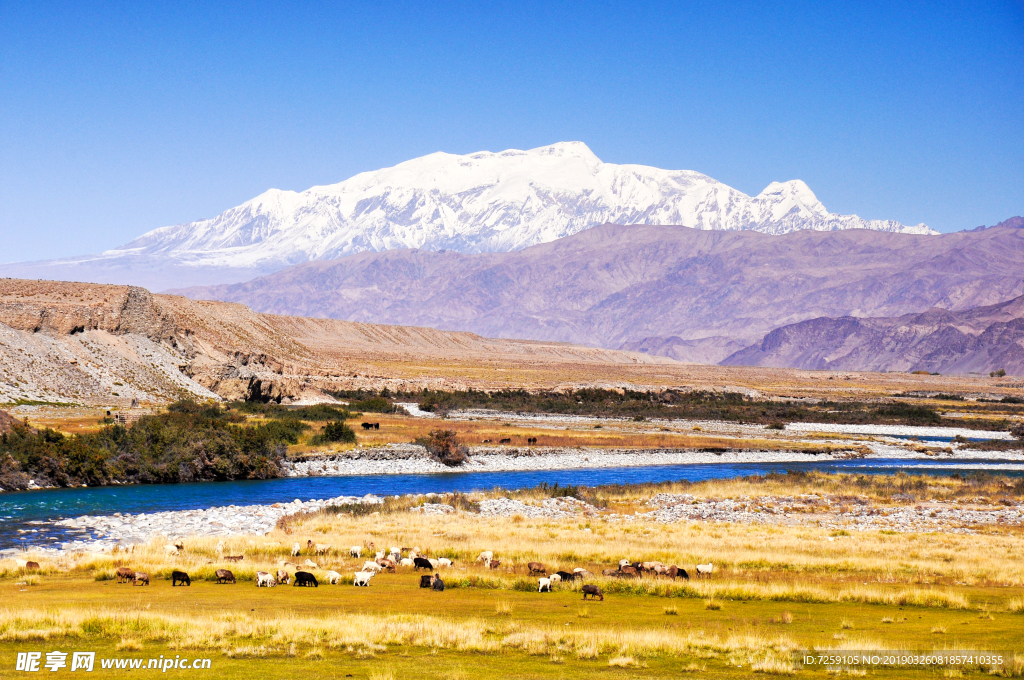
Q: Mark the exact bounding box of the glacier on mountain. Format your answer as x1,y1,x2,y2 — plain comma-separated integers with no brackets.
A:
0,142,934,289
101,141,935,267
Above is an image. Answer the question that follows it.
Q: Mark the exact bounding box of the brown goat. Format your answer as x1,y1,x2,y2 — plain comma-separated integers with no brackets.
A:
527,562,546,575
115,567,135,583
133,572,149,586
581,584,604,601
215,569,236,584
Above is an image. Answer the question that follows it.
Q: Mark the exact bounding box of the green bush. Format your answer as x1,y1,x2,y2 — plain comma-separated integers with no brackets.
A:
311,421,356,444
0,400,301,490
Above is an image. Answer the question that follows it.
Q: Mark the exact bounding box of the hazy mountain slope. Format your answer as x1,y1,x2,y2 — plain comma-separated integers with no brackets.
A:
173,221,1024,365
724,295,1024,375
0,142,933,290
0,278,672,406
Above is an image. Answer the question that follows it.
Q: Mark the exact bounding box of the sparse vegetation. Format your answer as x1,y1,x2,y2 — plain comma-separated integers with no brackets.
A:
0,400,303,490
416,429,469,466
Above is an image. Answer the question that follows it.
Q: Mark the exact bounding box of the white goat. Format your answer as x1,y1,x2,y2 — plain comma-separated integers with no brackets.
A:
303,559,319,569
478,551,493,562
291,543,301,557
695,563,713,578
618,559,630,568
400,558,414,567
325,570,342,585
538,578,552,593
256,571,276,587
349,546,362,558
362,561,383,572
549,573,561,584
437,558,452,567
163,544,179,556
353,571,374,587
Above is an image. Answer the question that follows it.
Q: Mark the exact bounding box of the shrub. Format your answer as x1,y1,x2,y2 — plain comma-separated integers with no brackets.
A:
991,369,1007,377
313,421,356,444
1011,423,1024,441
416,430,469,466
349,397,403,414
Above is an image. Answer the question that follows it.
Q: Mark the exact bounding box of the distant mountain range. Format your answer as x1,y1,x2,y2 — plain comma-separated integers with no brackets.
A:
0,142,934,291
174,218,1024,369
725,294,1024,376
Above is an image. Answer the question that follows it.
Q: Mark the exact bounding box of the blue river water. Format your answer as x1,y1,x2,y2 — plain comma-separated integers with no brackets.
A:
2,458,1021,550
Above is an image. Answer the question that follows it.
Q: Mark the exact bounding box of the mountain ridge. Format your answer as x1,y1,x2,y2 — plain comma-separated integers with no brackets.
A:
0,142,934,290
724,294,1024,375
172,220,1024,368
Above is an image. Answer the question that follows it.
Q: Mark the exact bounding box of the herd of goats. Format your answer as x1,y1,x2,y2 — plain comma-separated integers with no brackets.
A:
107,540,715,602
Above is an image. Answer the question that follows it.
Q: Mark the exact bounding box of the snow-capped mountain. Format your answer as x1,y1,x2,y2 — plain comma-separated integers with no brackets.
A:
0,142,934,290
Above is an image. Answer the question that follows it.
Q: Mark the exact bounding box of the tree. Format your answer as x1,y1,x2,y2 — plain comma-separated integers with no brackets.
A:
417,430,469,466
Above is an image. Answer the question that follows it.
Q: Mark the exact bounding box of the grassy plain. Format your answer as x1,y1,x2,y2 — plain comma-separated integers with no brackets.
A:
2,474,1022,678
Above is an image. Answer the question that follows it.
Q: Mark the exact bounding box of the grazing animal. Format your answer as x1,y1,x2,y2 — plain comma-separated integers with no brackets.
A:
499,438,511,444
400,558,414,567
216,540,225,554
527,437,537,445
537,578,552,593
361,422,372,430
602,568,620,577
133,572,149,586
377,559,396,572
313,543,332,555
362,561,383,572
432,576,445,591
555,570,577,582
437,558,452,567
695,563,713,578
427,558,439,569
291,542,301,556
527,562,546,575
293,571,318,587
215,569,236,584
486,559,501,569
256,571,276,587
375,550,385,560
164,544,180,556
481,439,492,443
419,574,435,588
349,546,362,558
619,566,639,578
224,555,244,562
573,568,591,579
171,570,191,587
303,559,319,569
25,561,40,570
549,573,561,584
667,565,688,580
390,546,401,557
276,569,291,585
477,551,493,562
413,557,434,571
581,585,604,601
115,567,135,583
325,570,342,585
373,423,379,430
618,559,631,568
353,571,373,587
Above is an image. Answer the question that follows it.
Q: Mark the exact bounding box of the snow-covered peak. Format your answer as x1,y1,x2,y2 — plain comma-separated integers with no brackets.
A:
110,142,935,270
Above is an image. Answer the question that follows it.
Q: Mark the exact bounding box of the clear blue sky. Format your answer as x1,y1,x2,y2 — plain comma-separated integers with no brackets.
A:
1,1,1021,261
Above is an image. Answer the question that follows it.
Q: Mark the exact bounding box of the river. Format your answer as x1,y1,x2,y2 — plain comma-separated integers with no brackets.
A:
4,457,1024,551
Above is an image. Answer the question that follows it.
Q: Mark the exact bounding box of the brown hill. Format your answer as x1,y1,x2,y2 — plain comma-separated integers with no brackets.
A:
0,278,672,405
725,295,1024,375
172,220,1024,365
